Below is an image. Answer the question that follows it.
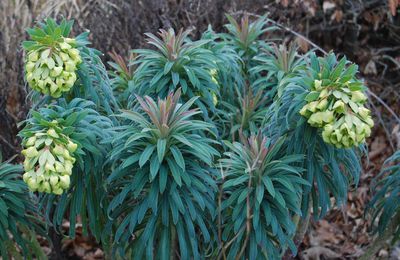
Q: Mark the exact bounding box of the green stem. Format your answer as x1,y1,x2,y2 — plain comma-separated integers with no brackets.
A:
102,237,113,260
235,173,253,260
282,197,310,259
293,210,311,246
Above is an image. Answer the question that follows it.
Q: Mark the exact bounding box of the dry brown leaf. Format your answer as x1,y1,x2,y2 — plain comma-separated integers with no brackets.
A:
301,246,341,260
369,136,387,160
83,252,97,260
331,10,343,22
302,0,317,16
392,124,400,149
297,37,309,52
323,1,336,13
310,220,343,245
278,0,289,7
341,243,358,255
93,248,104,258
356,234,369,245
74,246,86,257
388,0,399,16
364,60,377,75
379,248,389,257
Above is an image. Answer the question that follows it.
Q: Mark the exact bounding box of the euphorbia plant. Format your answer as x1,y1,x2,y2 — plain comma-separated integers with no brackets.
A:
200,26,243,108
9,15,381,259
21,120,77,195
130,29,219,117
369,150,400,235
252,43,305,99
298,53,373,148
219,88,269,141
107,89,219,258
18,17,120,256
108,51,134,108
19,98,113,240
265,52,366,218
0,159,45,259
361,150,400,259
223,14,272,73
219,132,307,259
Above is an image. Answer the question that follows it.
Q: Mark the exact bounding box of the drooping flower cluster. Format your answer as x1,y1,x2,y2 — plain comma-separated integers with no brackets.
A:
22,123,77,194
25,38,81,98
300,77,374,148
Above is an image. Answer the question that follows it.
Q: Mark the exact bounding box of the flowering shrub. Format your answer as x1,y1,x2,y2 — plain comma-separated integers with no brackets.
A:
18,98,113,242
5,15,387,259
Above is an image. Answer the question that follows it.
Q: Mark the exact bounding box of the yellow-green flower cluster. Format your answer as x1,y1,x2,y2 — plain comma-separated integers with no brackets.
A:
22,125,78,194
300,79,374,148
25,38,82,98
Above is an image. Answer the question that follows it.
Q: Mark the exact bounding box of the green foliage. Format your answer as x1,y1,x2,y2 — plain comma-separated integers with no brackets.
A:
107,90,219,258
218,88,269,141
369,151,400,237
214,15,277,141
130,29,219,118
20,18,118,255
19,98,113,240
219,133,307,259
22,18,76,50
252,43,305,99
108,51,134,108
74,45,118,114
201,26,244,107
0,161,45,260
223,14,273,72
20,122,78,195
14,16,375,259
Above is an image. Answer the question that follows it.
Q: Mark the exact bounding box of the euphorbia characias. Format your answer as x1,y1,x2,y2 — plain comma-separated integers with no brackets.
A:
23,19,82,97
107,89,219,258
17,18,116,253
6,15,387,259
219,132,306,259
130,28,220,117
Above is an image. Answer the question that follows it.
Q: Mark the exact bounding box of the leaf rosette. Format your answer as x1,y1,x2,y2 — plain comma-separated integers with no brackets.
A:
130,28,219,118
107,89,219,258
219,132,307,259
